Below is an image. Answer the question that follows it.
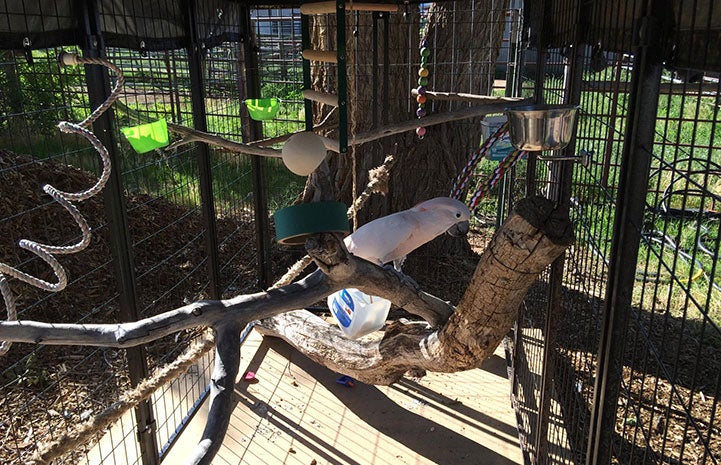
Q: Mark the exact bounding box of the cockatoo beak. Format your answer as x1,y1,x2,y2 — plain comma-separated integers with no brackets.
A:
446,220,470,237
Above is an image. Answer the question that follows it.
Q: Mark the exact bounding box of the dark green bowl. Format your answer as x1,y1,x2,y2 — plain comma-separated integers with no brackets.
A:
274,201,350,245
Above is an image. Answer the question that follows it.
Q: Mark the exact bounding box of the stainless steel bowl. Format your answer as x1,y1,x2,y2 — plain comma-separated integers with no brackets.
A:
504,104,579,151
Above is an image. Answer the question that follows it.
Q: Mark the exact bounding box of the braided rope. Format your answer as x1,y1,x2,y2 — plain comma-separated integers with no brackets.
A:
449,121,509,200
449,121,528,214
467,148,527,212
0,53,123,355
30,333,216,465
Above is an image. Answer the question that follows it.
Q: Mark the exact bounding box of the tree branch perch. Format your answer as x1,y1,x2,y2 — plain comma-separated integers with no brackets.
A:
3,196,572,465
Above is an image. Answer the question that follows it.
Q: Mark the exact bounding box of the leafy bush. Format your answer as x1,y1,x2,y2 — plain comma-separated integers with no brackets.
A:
0,49,85,137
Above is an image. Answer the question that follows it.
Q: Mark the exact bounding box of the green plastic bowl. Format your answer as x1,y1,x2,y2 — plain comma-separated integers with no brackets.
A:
245,98,280,121
120,119,169,153
274,201,350,245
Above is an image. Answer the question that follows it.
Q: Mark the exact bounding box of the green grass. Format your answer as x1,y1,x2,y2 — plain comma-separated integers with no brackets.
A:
514,72,721,323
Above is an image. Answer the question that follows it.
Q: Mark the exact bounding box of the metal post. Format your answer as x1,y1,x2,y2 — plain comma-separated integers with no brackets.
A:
79,2,159,464
371,12,379,129
184,0,222,300
505,8,521,99
382,13,390,125
240,5,273,290
301,13,314,131
498,7,522,222
586,5,665,465
524,43,546,198
533,4,586,460
336,0,348,154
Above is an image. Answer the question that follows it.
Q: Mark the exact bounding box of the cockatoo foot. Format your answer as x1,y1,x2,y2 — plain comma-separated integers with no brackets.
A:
383,265,420,290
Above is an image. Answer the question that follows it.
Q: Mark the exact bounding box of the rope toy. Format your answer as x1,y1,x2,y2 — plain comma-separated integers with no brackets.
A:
450,121,527,212
0,52,124,355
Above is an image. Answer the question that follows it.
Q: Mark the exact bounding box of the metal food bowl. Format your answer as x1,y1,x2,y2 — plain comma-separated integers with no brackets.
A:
504,104,579,151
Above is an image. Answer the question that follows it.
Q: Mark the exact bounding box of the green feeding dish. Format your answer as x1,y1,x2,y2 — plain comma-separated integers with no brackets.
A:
120,119,169,153
245,98,280,121
274,201,350,245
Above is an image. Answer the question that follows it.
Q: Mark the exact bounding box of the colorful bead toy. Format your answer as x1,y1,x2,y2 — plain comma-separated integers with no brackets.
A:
416,40,430,139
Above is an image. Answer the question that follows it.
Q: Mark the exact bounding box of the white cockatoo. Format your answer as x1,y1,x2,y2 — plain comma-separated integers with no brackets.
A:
344,197,471,269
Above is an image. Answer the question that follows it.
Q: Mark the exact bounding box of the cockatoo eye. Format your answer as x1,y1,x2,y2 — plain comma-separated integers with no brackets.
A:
455,212,462,218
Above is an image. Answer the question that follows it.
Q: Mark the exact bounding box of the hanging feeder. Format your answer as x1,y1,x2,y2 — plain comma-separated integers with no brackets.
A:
274,201,350,245
245,98,280,121
504,104,579,151
120,119,169,153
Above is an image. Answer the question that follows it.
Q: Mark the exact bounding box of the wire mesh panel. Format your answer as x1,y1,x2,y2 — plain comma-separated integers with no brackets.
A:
617,45,721,465
0,46,138,465
0,1,274,463
510,0,721,464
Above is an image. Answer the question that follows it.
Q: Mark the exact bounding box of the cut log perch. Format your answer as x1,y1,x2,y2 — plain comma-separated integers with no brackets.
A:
256,195,574,384
411,89,527,104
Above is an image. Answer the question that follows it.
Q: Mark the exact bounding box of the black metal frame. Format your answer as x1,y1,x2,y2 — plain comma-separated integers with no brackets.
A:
81,1,161,463
510,0,721,464
2,1,721,464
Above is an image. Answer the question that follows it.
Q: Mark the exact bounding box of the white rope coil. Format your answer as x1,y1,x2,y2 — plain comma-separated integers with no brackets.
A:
0,53,124,355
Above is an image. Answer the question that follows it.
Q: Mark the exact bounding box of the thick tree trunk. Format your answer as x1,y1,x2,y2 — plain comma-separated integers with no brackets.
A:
258,196,573,384
309,1,508,233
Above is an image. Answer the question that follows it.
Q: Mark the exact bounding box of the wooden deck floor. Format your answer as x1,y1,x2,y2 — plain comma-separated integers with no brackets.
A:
163,330,524,465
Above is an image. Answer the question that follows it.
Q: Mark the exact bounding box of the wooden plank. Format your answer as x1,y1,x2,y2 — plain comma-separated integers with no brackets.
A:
302,49,338,63
300,1,399,15
303,89,339,107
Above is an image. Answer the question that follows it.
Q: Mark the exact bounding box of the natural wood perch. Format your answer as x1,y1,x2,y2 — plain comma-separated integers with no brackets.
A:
1,196,572,465
323,98,533,152
257,195,573,384
115,98,532,158
411,89,526,104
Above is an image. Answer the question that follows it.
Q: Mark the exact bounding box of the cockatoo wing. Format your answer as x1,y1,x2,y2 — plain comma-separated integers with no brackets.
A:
344,197,471,267
344,211,419,265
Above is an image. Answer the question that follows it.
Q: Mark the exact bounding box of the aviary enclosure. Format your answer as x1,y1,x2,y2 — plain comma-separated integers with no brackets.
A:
0,1,719,464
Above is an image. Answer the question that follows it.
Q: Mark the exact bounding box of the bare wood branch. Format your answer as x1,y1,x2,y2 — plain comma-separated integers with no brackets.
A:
114,100,281,158
4,195,571,465
0,235,452,347
411,89,527,104
257,196,574,385
164,124,283,158
323,99,533,152
185,323,242,465
116,96,533,157
115,98,337,157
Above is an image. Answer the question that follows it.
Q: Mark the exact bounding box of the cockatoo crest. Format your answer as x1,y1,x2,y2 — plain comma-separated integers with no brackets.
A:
344,197,471,268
